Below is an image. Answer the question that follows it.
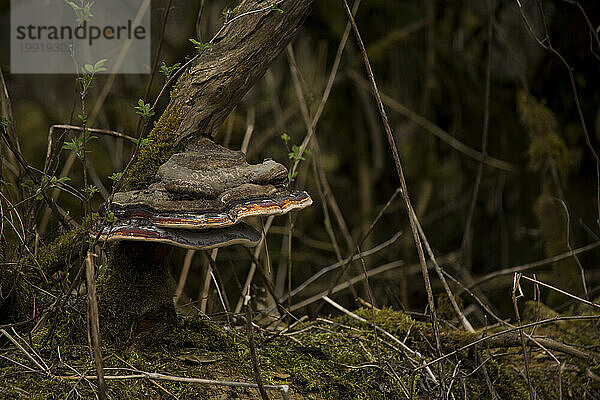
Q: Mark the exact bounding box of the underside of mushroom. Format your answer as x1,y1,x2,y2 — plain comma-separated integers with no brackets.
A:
93,219,262,250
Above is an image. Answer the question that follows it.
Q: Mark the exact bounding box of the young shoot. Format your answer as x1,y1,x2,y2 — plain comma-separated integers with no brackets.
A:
270,3,284,13
63,129,97,159
85,185,99,199
22,175,71,200
281,133,310,184
189,38,211,55
80,59,107,93
134,138,153,148
108,172,123,184
159,62,181,81
64,0,94,25
223,6,239,22
134,99,155,119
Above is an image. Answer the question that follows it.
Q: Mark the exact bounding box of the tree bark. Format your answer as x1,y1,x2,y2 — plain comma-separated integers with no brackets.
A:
123,0,314,191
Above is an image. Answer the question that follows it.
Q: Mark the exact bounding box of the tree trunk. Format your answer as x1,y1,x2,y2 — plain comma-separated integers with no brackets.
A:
98,0,314,345
123,0,314,191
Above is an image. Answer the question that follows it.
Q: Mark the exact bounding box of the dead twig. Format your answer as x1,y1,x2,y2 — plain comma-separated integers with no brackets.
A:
467,241,600,291
86,252,107,400
417,314,600,371
520,274,600,311
512,274,535,400
245,296,270,400
57,371,290,399
342,3,446,394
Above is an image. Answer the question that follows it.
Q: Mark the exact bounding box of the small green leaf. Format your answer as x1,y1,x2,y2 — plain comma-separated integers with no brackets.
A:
108,172,123,182
94,58,107,70
134,99,155,119
85,185,99,198
189,38,211,54
103,211,117,224
289,144,305,161
0,116,10,129
159,62,181,80
270,3,284,13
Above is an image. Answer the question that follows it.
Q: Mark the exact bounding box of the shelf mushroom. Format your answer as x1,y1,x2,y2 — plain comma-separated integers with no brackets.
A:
91,137,312,344
94,137,312,248
95,219,262,250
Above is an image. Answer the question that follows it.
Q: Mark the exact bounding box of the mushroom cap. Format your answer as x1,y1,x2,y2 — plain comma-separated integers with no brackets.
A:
100,183,311,229
158,139,288,197
92,219,261,250
99,137,312,229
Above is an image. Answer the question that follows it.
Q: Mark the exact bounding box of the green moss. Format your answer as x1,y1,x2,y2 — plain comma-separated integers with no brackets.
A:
122,104,186,191
97,242,177,347
481,357,530,400
3,306,598,399
522,300,560,322
38,223,88,275
1,218,97,325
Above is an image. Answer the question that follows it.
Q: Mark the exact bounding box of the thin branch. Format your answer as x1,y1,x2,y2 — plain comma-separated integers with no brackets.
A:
341,2,445,392
467,241,600,290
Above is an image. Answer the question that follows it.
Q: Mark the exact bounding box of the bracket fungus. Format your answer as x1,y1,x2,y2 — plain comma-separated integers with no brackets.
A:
93,137,311,344
98,138,312,231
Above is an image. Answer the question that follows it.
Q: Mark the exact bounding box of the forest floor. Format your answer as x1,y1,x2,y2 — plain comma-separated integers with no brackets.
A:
2,303,599,399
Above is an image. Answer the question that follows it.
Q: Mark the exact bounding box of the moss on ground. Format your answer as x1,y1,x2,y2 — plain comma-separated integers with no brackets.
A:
1,217,97,325
2,306,598,399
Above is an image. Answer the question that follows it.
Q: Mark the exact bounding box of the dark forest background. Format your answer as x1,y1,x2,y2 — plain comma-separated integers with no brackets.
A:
1,0,600,327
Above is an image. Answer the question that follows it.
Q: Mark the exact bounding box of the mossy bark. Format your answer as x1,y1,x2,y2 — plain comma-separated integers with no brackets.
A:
97,242,177,348
121,0,314,191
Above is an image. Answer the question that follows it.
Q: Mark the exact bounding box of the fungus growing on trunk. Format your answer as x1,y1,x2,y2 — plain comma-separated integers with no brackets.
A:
93,137,311,345
82,0,315,346
94,219,262,250
98,138,312,230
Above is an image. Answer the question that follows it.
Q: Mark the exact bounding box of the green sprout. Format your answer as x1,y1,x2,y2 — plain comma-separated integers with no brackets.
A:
159,62,181,80
222,6,239,22
63,129,97,159
134,138,153,148
103,211,117,224
64,0,94,24
108,172,123,183
189,38,211,55
281,134,309,184
134,99,155,119
80,59,107,92
288,144,306,162
85,185,99,199
22,175,70,200
270,3,283,13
